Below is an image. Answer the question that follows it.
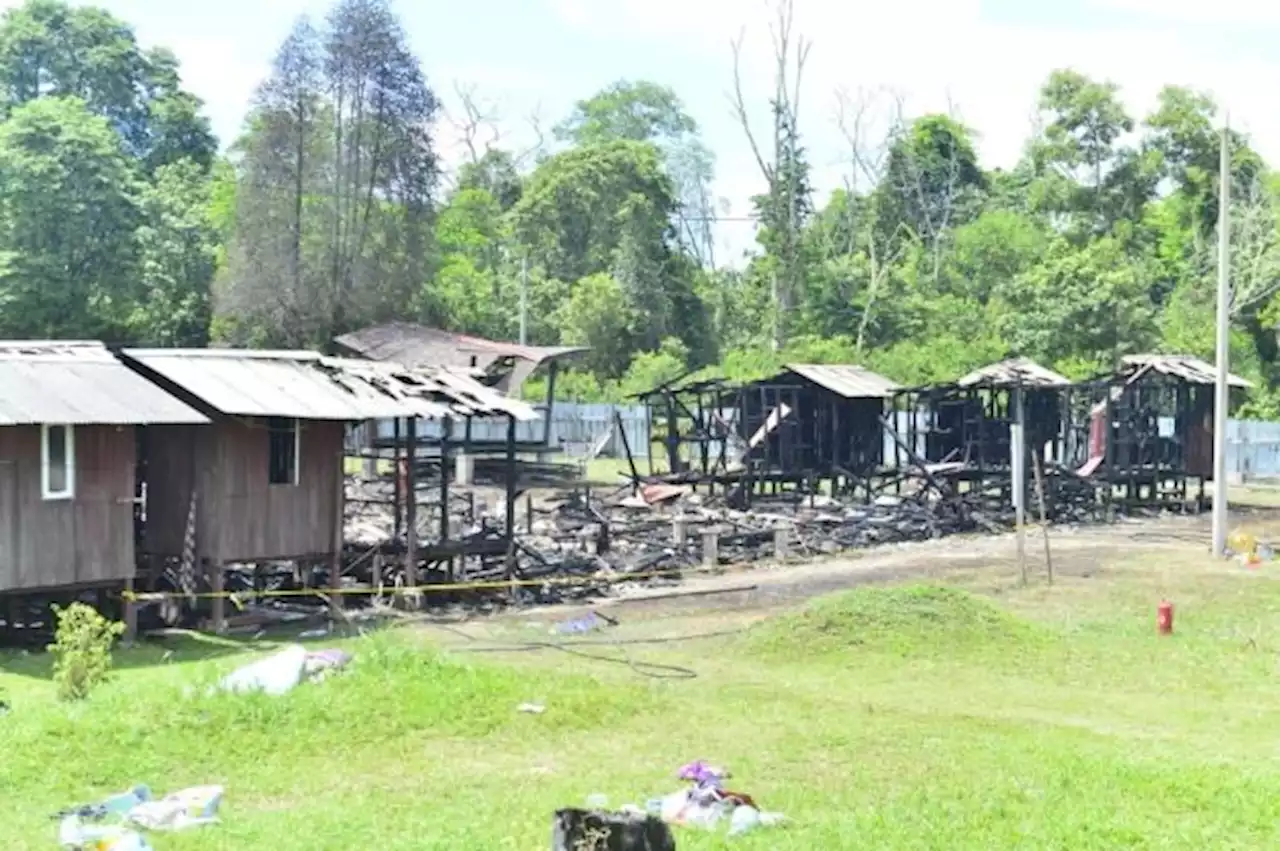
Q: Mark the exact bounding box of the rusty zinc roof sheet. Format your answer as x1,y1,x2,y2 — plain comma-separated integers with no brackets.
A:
957,357,1070,388
782,363,900,399
0,341,209,426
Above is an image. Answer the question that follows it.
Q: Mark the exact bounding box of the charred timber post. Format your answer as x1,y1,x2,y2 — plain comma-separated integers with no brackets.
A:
1011,385,1028,585
441,416,453,581
392,417,402,541
405,416,419,607
544,361,559,447
615,409,640,484
330,443,345,618
505,414,518,580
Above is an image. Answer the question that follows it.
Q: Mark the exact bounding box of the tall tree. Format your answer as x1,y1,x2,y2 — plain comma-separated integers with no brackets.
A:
0,0,219,346
0,0,215,169
557,80,717,267
0,97,140,339
1029,69,1156,237
877,114,986,281
220,0,440,347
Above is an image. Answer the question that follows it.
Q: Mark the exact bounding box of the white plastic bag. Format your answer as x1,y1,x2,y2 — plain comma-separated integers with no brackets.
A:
220,645,308,696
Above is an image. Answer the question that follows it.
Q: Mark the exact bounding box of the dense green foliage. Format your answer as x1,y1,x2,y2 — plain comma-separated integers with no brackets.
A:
3,0,1278,412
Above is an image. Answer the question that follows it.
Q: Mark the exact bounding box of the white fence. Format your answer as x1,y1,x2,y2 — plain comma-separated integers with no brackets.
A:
346,402,652,458
1227,419,1280,480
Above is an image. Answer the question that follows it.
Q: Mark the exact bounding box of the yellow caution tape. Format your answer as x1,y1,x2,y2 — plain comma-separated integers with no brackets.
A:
120,561,730,603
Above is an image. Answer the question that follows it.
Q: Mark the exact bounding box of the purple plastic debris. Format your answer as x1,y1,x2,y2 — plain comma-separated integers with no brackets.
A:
677,761,728,787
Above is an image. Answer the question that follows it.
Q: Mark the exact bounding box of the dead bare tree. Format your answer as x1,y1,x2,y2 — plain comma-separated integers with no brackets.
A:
448,81,503,168
833,86,911,353
1202,177,1280,318
730,0,812,350
514,103,548,168
895,93,968,283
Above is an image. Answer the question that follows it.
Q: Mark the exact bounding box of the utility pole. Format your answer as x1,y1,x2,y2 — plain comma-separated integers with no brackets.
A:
1211,118,1231,556
519,254,528,346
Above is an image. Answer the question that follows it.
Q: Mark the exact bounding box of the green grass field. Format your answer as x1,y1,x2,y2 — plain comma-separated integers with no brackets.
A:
8,539,1280,848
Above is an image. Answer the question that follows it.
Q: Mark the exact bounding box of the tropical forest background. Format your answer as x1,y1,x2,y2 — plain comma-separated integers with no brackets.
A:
1,0,1278,412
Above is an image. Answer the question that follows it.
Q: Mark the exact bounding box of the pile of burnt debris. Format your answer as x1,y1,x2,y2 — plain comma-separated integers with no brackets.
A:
331,460,1116,612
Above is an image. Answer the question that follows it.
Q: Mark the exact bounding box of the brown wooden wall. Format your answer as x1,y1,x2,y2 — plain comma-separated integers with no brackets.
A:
1185,388,1215,478
0,424,136,593
144,418,344,563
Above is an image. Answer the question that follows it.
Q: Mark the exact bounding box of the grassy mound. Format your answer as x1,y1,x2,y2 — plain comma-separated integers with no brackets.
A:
748,583,1046,658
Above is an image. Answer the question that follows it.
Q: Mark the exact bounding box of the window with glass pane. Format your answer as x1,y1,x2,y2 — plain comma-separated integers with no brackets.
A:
42,424,74,499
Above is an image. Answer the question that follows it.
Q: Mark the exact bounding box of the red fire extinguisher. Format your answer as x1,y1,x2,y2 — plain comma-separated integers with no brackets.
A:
1157,600,1174,635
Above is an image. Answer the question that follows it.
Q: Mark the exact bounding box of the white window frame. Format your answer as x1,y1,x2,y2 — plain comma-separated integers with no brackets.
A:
268,417,301,486
40,423,75,501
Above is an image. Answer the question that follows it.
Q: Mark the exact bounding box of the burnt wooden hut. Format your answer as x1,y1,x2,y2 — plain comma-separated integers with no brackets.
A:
891,358,1071,472
0,342,207,610
1082,354,1251,509
737,364,900,499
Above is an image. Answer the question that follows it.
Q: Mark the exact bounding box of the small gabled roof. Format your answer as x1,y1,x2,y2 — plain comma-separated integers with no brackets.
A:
957,357,1070,389
1119,354,1252,388
778,363,900,399
0,341,207,426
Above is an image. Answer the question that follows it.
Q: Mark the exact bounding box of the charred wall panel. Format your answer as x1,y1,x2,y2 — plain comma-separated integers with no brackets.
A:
0,424,136,593
1184,389,1215,478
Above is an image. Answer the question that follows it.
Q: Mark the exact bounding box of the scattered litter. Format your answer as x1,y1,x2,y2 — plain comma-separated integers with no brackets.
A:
629,760,784,835
59,818,153,850
553,611,618,635
584,793,609,808
677,760,729,785
219,645,351,696
516,702,546,714
125,786,223,831
55,784,221,849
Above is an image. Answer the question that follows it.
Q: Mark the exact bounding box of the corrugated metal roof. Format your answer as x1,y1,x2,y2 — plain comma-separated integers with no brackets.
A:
334,323,587,398
782,363,900,398
323,358,540,421
1120,354,1252,388
334,322,587,368
957,357,1070,388
0,341,208,426
121,349,540,421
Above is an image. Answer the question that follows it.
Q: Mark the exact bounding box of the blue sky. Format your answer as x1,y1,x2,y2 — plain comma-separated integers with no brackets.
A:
6,0,1280,262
